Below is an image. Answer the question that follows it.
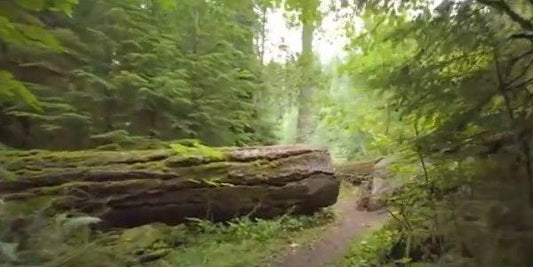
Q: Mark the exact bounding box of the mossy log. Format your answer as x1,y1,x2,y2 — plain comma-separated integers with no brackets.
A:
0,145,339,227
334,158,381,185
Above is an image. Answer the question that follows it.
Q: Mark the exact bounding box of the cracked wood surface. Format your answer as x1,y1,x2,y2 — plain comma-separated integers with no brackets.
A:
0,145,340,227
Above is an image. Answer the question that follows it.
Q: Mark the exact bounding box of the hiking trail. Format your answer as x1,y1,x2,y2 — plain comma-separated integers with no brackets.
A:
274,186,388,267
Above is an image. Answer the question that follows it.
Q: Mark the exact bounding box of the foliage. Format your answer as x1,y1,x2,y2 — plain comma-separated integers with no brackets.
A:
0,71,40,110
6,0,533,265
339,224,401,267
0,212,123,266
0,203,335,266
90,130,169,150
0,0,77,110
261,59,301,142
165,210,335,267
332,0,533,265
313,59,406,159
0,0,275,150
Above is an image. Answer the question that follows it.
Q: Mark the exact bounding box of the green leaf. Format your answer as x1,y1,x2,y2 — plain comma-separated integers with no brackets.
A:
17,24,63,51
0,17,27,45
0,71,41,110
16,0,44,11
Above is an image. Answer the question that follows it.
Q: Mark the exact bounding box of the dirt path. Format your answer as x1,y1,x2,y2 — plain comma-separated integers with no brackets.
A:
274,190,388,267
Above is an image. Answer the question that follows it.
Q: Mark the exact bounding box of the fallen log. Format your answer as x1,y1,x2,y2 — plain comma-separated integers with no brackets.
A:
334,158,382,185
0,144,339,227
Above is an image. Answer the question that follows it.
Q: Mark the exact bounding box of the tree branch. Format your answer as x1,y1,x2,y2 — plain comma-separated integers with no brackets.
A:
502,49,533,83
508,76,533,91
510,32,533,41
477,0,533,31
509,57,533,85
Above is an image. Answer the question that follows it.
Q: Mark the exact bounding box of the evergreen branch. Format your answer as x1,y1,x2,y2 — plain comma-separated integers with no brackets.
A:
18,62,68,75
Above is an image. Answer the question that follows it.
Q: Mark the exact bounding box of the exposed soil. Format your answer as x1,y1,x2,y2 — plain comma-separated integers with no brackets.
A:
274,188,388,267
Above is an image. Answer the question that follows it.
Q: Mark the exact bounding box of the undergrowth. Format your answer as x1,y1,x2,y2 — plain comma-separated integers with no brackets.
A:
163,210,335,267
337,222,403,267
0,208,335,266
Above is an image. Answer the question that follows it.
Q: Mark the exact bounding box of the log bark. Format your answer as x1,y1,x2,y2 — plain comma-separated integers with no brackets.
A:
0,145,339,227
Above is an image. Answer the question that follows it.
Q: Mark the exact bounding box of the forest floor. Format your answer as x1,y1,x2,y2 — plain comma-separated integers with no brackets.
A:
272,183,389,267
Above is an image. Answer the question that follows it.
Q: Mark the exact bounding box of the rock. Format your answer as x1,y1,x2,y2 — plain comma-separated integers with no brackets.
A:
366,158,402,211
356,180,372,211
0,145,339,227
338,158,401,211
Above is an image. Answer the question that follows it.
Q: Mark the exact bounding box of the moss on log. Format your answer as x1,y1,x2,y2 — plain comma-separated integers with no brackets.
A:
0,145,339,227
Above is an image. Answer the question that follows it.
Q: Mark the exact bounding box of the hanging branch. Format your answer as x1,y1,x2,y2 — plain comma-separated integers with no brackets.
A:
477,0,533,32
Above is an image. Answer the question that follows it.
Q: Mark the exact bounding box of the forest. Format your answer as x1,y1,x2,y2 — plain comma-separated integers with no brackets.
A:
1,0,533,266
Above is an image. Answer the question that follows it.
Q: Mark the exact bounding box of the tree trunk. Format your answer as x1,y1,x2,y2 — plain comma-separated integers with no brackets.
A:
259,6,267,65
296,21,315,143
0,145,339,228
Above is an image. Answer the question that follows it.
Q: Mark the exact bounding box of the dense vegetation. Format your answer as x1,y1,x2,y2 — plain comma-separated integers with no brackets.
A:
333,0,533,266
2,0,533,266
0,0,276,150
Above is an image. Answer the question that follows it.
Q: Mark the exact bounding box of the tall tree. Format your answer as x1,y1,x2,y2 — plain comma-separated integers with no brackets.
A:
284,0,321,143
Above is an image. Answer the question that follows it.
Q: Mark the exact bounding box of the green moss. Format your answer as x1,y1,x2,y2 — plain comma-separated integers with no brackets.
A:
1,149,174,175
0,196,55,216
0,166,16,181
170,141,225,161
173,139,201,147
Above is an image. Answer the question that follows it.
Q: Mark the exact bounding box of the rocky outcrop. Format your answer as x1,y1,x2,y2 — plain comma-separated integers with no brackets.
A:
0,145,339,227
